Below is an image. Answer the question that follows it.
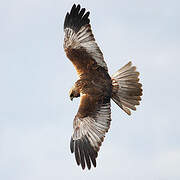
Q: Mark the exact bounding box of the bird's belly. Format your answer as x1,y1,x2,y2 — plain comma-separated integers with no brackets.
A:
80,77,112,99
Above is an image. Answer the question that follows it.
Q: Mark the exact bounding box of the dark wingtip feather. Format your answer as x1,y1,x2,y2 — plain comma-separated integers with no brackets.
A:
74,140,80,166
83,136,97,168
64,4,90,33
70,137,74,153
70,135,97,170
79,140,86,169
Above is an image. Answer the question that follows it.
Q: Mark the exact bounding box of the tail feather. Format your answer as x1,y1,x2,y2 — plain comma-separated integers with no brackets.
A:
111,61,142,115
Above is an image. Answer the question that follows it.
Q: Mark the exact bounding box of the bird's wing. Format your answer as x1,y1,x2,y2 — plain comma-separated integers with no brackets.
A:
64,4,108,76
70,94,111,169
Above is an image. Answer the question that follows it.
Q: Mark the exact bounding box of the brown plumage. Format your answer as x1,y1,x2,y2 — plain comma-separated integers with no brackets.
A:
64,4,143,170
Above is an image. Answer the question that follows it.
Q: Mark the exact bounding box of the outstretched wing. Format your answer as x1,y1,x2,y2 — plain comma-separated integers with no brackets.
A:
70,94,111,169
64,4,108,76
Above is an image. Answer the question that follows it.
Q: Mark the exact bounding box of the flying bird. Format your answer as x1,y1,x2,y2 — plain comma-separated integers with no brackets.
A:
63,4,143,170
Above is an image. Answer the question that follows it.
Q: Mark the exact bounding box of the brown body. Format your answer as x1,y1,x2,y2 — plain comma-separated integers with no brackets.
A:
66,48,112,118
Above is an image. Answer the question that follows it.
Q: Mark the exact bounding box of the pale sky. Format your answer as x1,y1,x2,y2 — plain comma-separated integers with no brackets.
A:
0,0,180,179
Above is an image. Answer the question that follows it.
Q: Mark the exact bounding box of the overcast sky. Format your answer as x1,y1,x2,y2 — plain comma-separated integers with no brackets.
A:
0,0,180,179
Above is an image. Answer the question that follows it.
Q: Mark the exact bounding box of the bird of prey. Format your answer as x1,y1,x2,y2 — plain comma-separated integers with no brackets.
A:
63,4,143,170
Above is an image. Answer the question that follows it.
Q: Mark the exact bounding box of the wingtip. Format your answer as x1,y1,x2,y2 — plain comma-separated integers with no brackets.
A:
64,4,90,32
76,4,81,9
70,4,76,13
70,135,98,170
70,137,74,153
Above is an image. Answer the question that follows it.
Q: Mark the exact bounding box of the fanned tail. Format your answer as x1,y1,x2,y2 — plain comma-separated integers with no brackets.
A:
111,61,143,115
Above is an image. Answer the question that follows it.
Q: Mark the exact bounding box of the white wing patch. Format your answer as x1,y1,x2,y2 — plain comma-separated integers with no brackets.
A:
64,25,108,71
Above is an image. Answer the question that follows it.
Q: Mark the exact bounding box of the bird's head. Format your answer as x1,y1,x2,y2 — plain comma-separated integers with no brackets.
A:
69,90,74,101
69,87,80,101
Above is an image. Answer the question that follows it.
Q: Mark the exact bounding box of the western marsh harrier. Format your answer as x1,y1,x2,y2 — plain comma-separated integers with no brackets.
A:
63,4,143,170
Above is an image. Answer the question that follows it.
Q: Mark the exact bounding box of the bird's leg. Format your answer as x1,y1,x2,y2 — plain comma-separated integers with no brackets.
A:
69,83,80,101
